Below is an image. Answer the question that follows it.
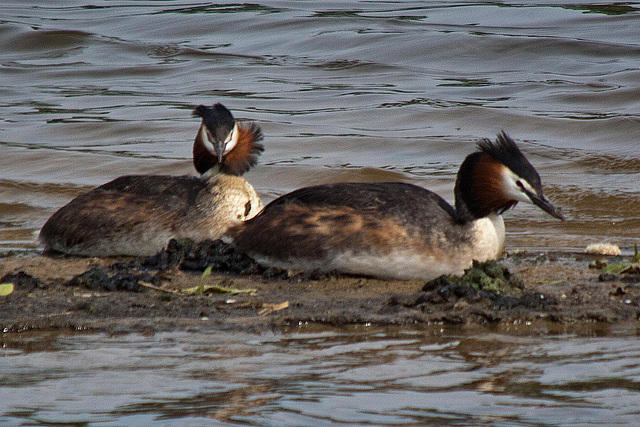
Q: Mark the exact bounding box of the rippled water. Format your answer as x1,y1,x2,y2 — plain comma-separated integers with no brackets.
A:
1,0,639,253
2,327,640,425
2,2,640,424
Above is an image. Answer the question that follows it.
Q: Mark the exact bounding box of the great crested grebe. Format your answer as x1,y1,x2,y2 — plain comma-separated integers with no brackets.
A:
227,132,564,280
40,103,264,257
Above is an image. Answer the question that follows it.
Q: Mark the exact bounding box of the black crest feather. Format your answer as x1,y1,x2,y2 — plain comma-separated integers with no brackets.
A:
477,131,541,189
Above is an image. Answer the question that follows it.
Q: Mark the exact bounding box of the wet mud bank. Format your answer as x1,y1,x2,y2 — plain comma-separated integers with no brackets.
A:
1,240,640,334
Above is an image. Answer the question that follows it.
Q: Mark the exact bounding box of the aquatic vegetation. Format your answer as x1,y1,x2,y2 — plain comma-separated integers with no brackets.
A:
602,244,640,273
424,261,524,295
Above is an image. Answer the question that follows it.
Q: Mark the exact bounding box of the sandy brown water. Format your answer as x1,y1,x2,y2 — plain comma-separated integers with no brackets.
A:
1,1,640,425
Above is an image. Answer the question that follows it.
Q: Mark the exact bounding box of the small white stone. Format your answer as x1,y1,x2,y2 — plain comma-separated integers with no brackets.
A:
585,243,621,256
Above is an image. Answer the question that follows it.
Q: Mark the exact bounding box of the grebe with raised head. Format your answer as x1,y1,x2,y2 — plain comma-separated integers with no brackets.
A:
40,103,264,257
226,132,564,280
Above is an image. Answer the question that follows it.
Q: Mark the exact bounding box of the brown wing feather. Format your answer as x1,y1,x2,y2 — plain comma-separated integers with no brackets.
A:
229,204,420,262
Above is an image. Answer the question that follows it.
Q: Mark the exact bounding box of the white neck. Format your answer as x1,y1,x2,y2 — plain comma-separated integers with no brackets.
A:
468,213,506,262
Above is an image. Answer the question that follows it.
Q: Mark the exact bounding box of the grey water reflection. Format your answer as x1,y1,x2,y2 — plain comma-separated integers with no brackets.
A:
2,327,640,425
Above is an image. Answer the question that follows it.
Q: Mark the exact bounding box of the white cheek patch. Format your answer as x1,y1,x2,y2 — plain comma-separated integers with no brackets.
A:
501,169,535,204
222,123,239,155
200,125,217,155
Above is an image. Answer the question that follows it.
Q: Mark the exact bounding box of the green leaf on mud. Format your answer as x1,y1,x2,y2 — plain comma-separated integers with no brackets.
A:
603,263,640,276
182,265,217,295
593,245,640,276
180,283,256,296
201,265,213,279
0,283,15,296
182,266,256,295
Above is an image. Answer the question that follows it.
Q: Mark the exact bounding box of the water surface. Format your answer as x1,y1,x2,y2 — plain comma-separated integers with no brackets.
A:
2,326,640,425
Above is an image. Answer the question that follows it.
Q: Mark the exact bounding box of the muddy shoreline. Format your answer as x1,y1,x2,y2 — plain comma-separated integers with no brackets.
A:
2,240,640,335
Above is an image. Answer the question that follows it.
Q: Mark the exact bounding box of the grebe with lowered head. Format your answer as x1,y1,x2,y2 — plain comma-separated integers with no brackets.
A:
39,103,264,257
226,132,564,280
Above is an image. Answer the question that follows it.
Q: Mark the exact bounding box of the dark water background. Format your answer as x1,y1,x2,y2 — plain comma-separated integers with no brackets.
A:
2,1,640,425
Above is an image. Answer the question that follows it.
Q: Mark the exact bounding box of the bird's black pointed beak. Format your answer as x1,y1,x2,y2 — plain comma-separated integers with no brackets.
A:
526,190,565,220
213,138,225,164
202,125,225,164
